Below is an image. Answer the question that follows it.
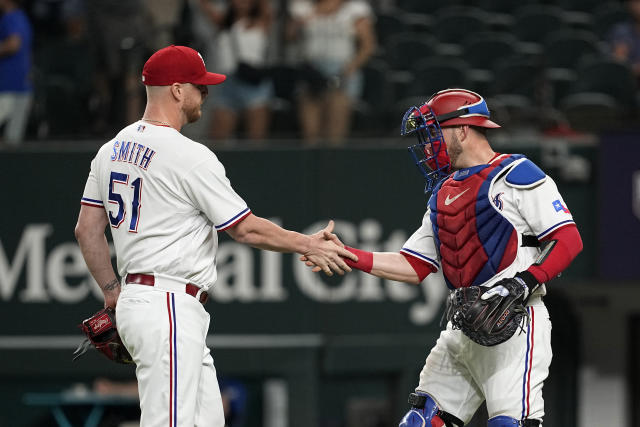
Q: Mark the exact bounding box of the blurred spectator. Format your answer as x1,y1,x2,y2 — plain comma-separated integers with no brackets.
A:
86,0,147,134
609,0,640,83
30,0,95,137
288,0,376,145
219,378,248,427
200,0,274,141
142,0,185,50
0,0,32,146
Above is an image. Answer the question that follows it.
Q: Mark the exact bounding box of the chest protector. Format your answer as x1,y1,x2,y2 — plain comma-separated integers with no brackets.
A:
430,155,523,289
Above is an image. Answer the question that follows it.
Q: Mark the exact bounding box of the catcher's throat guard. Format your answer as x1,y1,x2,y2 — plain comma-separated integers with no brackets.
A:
402,105,450,193
73,307,134,364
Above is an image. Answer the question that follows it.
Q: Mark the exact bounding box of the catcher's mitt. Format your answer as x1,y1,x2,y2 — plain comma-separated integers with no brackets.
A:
446,278,530,346
73,307,134,364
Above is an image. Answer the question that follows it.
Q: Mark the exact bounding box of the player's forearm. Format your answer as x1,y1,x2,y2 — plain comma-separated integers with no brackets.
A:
229,214,310,253
75,232,119,295
371,252,422,284
346,248,421,284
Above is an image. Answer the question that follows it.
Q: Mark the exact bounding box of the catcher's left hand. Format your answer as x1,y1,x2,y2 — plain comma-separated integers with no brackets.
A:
73,307,134,364
446,277,530,346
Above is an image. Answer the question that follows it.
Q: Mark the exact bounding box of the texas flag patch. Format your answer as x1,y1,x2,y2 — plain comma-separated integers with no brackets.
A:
552,199,570,213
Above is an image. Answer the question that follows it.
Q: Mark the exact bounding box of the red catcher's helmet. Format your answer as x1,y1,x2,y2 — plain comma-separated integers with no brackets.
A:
426,88,500,128
401,88,499,192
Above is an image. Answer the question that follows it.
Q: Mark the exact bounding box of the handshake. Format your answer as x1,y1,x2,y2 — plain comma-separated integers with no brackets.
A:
300,220,359,276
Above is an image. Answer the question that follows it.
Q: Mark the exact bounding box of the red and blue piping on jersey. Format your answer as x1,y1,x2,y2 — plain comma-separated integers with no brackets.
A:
80,197,104,208
521,306,535,419
537,219,575,239
400,247,440,270
430,154,524,289
167,292,178,427
215,208,251,231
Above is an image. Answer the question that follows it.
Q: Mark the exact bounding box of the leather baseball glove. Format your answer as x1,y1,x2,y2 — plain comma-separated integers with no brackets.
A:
73,307,134,364
446,277,530,346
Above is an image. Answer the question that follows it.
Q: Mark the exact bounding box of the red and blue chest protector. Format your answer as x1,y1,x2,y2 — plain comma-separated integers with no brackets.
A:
429,155,523,289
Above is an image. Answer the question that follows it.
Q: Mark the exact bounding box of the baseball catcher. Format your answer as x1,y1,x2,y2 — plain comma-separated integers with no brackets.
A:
73,307,133,364
304,89,583,427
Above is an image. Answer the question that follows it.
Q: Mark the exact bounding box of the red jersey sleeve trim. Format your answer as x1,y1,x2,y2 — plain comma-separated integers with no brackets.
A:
401,252,436,282
216,208,251,231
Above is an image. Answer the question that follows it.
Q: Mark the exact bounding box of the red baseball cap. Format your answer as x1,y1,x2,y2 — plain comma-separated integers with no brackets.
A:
142,45,226,86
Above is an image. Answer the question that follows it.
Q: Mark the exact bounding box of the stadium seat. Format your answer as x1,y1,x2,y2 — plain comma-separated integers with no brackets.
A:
543,30,603,106
396,0,462,14
474,0,539,14
488,56,544,101
432,7,490,45
462,32,519,71
560,92,624,132
32,40,94,136
375,13,407,45
410,57,470,99
544,29,602,69
383,32,440,71
568,57,638,113
353,59,398,136
512,5,569,43
487,56,545,126
592,2,630,39
461,32,521,95
558,0,611,14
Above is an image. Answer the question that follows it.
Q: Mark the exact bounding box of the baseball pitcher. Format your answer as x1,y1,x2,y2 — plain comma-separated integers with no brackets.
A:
75,45,356,426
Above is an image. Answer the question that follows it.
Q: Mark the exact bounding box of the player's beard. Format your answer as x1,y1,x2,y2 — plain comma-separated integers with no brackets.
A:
447,131,463,171
183,100,202,124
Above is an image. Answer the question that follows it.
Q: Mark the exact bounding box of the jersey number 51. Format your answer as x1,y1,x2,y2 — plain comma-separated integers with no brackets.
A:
108,171,143,233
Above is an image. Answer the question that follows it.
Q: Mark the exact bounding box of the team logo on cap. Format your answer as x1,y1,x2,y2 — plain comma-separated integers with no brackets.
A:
197,52,205,67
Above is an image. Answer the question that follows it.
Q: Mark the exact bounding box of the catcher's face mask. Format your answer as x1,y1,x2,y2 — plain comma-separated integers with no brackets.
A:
402,104,451,193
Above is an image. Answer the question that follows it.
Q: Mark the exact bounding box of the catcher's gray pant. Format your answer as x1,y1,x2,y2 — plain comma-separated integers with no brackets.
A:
416,296,550,424
117,282,225,427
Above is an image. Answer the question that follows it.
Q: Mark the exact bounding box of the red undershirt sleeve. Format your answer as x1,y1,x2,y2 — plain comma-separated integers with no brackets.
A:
526,224,583,284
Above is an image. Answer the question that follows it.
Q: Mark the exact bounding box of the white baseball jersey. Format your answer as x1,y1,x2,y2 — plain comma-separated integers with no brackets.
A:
400,154,574,290
81,121,250,426
81,121,250,290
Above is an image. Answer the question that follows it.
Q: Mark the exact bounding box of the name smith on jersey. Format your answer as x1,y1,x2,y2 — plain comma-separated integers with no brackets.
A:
111,140,156,170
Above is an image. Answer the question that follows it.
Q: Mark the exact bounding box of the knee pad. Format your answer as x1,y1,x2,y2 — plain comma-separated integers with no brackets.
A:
399,393,464,427
488,416,541,427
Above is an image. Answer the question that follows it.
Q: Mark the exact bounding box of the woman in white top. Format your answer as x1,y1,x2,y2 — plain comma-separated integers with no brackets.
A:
200,0,273,140
288,0,376,145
